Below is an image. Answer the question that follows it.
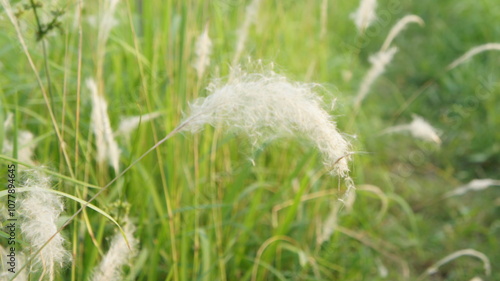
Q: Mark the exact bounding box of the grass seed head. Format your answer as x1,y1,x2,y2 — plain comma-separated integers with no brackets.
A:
381,114,441,144
445,178,500,197
350,0,377,33
193,23,213,78
182,66,353,178
115,112,162,139
19,170,70,281
91,220,138,281
88,78,121,174
447,43,500,70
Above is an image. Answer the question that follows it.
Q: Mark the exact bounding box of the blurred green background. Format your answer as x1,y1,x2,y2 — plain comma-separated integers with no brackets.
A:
0,0,499,280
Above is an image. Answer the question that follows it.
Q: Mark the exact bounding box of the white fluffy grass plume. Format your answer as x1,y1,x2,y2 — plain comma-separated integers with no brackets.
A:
445,179,500,197
350,0,377,32
182,67,353,180
87,78,121,174
19,170,69,281
193,23,212,78
115,112,162,139
381,114,441,144
91,220,138,281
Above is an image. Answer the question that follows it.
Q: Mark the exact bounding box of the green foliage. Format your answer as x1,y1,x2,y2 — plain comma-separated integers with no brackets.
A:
0,0,498,280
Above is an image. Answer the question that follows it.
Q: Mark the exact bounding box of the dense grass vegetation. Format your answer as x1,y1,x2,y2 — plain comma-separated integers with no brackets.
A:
1,0,499,280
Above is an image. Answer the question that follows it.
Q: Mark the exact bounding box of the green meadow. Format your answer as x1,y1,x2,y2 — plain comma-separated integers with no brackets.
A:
0,0,499,280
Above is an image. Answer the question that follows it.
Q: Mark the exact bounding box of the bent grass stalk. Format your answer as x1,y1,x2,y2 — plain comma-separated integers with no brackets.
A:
396,42,500,117
419,249,491,279
380,15,424,52
444,179,500,198
447,43,500,70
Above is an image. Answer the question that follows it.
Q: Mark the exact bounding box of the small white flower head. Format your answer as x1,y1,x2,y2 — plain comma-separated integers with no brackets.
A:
115,112,162,139
407,114,441,144
381,114,441,144
350,0,377,32
193,23,213,78
87,78,121,174
182,66,352,178
354,47,398,107
91,220,138,281
19,170,70,281
445,179,500,197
